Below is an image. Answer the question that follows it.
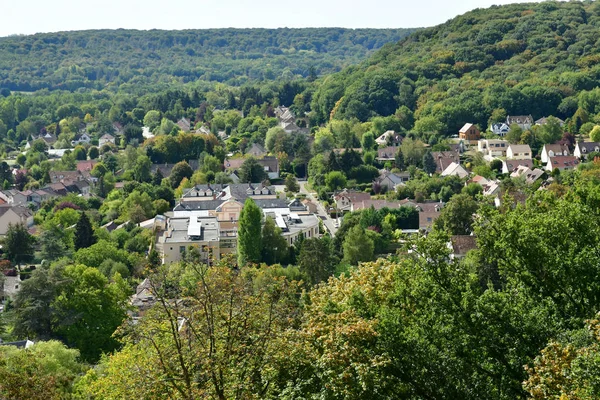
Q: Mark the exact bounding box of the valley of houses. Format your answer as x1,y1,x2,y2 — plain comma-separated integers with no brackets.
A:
2,110,600,271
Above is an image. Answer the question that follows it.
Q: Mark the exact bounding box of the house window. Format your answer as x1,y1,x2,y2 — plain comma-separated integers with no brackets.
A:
179,246,185,253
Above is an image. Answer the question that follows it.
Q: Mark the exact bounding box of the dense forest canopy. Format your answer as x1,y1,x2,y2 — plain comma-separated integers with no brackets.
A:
0,28,416,91
312,0,600,133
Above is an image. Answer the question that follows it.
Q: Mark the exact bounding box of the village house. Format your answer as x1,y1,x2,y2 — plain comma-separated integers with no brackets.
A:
506,144,532,160
541,143,570,163
112,122,124,136
333,189,371,213
0,206,34,237
510,165,545,184
157,215,221,265
177,118,192,132
275,106,309,134
2,270,23,301
375,130,403,147
458,123,480,142
573,142,600,159
71,132,91,146
441,162,469,178
376,146,397,162
449,235,477,260
432,151,460,173
489,123,510,136
77,160,98,174
245,143,267,158
99,133,115,147
49,170,88,185
482,180,501,197
478,139,508,158
0,189,27,206
40,132,57,148
535,117,565,127
129,279,156,318
469,175,489,186
545,155,579,172
351,199,407,212
507,115,534,130
150,161,200,178
301,199,318,214
223,156,279,179
377,171,409,192
416,202,444,231
502,159,534,174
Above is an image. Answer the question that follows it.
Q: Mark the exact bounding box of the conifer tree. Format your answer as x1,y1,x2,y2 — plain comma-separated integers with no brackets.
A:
422,151,437,175
237,199,262,265
74,212,96,250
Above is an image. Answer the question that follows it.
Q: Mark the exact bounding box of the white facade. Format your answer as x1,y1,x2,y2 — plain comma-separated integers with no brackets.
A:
478,139,508,158
71,133,91,146
541,144,570,163
99,134,115,147
506,144,532,160
574,142,600,159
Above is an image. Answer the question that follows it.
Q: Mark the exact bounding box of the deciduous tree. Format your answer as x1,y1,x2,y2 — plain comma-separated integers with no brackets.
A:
342,224,374,265
238,157,266,183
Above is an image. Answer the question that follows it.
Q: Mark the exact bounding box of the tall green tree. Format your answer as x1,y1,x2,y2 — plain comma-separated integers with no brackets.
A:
237,198,262,265
13,263,130,362
3,223,34,264
422,151,436,174
151,168,164,186
298,237,336,284
132,155,152,183
325,171,347,191
238,157,266,183
434,193,478,235
285,174,300,193
342,225,374,265
169,161,193,188
261,217,289,265
39,228,71,261
74,212,95,250
506,124,523,144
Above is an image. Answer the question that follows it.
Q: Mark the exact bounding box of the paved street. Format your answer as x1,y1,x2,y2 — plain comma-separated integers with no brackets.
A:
298,180,339,236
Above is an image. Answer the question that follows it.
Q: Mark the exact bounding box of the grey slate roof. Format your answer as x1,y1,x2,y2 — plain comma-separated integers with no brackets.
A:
173,200,224,211
253,199,289,209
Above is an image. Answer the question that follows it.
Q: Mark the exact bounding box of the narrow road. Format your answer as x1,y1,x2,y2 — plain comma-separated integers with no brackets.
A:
298,180,338,236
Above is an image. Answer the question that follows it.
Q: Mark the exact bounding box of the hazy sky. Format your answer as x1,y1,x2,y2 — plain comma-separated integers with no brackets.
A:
1,0,541,37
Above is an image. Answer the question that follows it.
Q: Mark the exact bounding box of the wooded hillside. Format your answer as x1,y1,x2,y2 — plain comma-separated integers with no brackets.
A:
0,28,416,91
312,1,600,133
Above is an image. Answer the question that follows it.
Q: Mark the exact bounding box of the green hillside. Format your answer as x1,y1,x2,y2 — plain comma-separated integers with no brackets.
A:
0,28,416,91
312,1,600,134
